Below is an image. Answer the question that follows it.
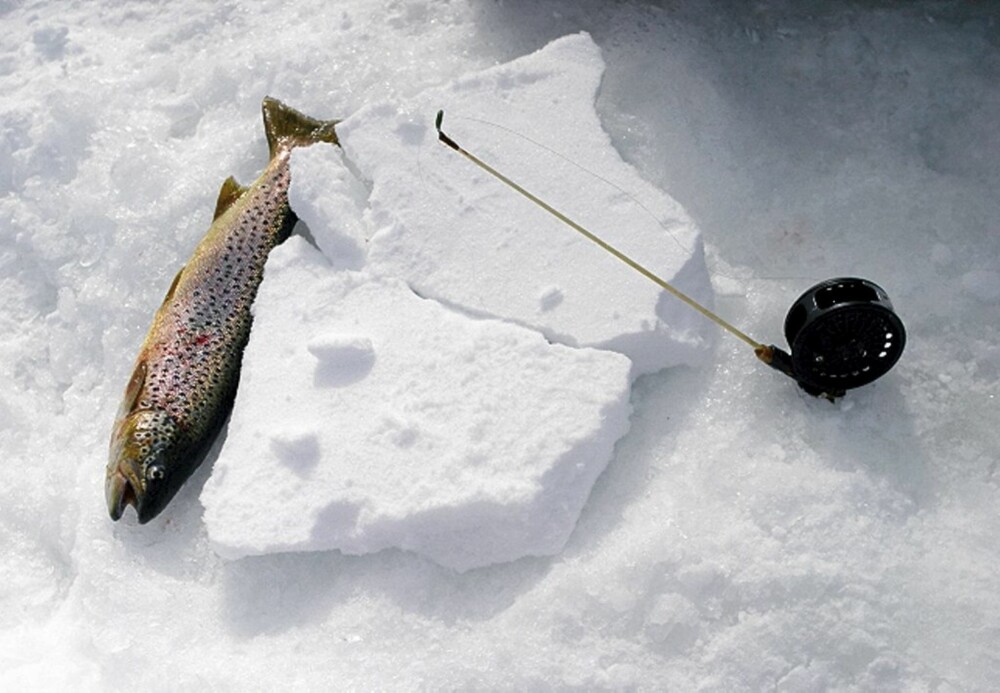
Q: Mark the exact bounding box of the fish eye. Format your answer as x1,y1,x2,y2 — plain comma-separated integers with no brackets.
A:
146,465,165,482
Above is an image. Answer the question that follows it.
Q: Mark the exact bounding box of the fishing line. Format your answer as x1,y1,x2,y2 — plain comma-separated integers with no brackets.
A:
443,112,824,285
447,113,701,264
435,110,907,401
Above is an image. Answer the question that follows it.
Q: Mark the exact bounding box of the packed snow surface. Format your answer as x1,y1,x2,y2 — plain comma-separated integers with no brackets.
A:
203,238,633,571
2,0,999,690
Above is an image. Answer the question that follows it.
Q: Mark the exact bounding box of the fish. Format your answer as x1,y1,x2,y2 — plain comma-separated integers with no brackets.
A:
106,97,340,523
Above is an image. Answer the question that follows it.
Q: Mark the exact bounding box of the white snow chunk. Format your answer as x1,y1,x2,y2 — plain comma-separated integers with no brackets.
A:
307,333,376,387
333,33,715,375
201,237,633,571
307,333,374,362
539,285,564,312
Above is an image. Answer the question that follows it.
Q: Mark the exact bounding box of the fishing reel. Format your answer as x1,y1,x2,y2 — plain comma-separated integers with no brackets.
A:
435,113,907,401
756,277,906,400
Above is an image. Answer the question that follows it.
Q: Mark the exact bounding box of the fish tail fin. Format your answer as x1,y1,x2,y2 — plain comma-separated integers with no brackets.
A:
262,97,340,158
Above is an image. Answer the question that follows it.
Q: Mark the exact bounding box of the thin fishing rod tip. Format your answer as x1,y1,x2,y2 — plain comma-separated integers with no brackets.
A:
435,110,444,131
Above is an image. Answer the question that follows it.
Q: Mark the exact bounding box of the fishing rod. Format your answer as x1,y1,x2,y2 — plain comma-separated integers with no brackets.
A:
435,111,906,401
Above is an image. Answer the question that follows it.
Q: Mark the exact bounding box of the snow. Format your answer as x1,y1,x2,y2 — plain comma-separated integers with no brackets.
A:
202,237,633,571
3,0,1000,690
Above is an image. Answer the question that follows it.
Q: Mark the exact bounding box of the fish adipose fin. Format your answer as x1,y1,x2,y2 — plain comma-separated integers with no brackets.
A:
261,96,340,159
213,176,249,220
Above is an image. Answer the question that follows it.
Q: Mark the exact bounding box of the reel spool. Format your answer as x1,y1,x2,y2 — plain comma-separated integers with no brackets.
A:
760,278,906,399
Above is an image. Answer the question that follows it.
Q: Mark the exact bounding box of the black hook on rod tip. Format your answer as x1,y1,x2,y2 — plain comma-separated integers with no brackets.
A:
435,110,459,151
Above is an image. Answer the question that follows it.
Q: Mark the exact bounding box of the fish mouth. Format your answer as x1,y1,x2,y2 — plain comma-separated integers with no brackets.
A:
106,468,140,521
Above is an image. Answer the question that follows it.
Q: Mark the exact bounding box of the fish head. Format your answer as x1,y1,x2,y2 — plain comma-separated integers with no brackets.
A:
106,408,183,524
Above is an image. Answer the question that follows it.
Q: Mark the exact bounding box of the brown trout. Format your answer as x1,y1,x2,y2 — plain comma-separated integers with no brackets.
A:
106,97,339,523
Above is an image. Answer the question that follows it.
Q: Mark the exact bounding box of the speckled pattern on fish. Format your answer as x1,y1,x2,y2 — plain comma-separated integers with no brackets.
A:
106,97,339,524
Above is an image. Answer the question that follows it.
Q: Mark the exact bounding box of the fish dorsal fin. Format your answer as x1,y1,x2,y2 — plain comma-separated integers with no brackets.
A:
261,96,340,159
213,176,248,220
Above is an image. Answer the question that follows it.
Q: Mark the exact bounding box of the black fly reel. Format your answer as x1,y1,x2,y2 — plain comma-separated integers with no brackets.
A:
760,278,906,400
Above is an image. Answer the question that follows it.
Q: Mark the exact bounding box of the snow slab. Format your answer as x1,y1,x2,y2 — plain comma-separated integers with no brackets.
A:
330,32,716,376
229,34,709,570
201,237,633,572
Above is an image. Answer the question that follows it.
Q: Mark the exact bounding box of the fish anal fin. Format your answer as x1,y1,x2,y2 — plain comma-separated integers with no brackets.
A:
213,176,248,220
261,96,340,159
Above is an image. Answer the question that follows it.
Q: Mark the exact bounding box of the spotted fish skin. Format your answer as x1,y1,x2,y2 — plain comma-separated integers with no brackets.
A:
106,97,339,523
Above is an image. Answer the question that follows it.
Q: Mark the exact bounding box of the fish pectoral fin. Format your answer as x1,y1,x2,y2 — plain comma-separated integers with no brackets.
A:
118,360,147,418
213,176,249,220
162,265,184,306
262,96,340,158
